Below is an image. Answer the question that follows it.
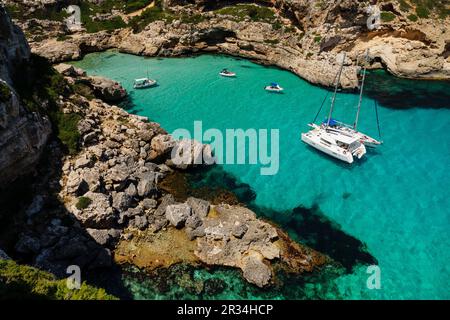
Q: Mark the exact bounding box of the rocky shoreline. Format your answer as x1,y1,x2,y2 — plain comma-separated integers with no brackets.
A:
52,64,330,287
10,0,449,90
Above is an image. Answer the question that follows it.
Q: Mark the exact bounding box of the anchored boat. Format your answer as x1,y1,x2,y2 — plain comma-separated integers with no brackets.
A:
265,83,284,93
301,51,382,164
219,68,236,77
133,77,157,89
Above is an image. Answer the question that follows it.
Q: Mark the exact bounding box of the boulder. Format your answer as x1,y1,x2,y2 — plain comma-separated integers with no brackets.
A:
186,197,210,219
71,192,116,229
136,172,157,197
111,191,132,211
165,203,191,228
130,215,148,230
15,234,41,254
241,252,272,288
87,76,127,103
150,134,175,159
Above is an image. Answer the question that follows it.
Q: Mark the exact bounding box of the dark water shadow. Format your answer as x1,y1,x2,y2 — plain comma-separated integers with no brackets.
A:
364,70,450,109
184,165,377,273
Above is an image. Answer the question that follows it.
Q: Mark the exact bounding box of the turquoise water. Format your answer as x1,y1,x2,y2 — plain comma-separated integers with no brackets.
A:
72,52,450,300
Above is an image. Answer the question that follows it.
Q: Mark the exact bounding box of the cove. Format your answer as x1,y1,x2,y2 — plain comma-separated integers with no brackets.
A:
71,52,450,300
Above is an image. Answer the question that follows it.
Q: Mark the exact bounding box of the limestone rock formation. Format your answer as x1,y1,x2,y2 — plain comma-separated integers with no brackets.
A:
0,8,51,186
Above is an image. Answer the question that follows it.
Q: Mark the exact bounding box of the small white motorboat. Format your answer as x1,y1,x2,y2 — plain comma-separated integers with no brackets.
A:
265,83,284,93
133,77,157,89
219,69,236,77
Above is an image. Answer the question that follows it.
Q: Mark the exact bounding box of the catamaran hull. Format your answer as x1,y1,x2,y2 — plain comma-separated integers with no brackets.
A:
301,133,354,164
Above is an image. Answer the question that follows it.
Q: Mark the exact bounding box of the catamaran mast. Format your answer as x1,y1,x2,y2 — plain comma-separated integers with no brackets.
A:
327,52,346,127
354,67,366,130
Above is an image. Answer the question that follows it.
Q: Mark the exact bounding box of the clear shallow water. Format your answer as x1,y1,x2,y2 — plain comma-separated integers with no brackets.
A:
72,52,450,300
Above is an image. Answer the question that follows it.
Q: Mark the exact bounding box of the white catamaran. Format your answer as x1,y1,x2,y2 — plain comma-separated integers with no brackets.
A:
301,52,382,164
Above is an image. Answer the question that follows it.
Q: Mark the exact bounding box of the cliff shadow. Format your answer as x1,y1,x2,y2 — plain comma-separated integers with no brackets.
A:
0,140,133,299
364,70,450,109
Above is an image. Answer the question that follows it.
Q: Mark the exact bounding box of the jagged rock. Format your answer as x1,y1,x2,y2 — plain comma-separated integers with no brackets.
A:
186,197,210,219
87,76,127,103
130,215,148,230
70,191,116,229
166,203,191,228
136,172,157,197
195,205,280,286
150,134,176,158
25,195,45,217
86,228,121,246
185,225,206,240
111,191,132,211
74,154,93,169
124,183,137,197
141,198,158,210
15,234,41,254
232,222,248,239
185,212,202,229
0,81,51,185
241,252,272,288
168,139,215,169
86,228,110,246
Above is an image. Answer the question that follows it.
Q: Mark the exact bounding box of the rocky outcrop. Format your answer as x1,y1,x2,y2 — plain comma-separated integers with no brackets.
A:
0,6,31,84
22,1,450,88
0,7,51,186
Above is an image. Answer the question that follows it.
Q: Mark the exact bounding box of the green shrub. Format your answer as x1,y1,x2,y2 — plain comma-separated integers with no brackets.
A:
264,39,279,45
180,14,207,24
76,196,92,210
57,34,71,42
72,83,95,100
314,35,322,43
0,259,117,300
216,4,276,23
52,112,82,155
380,11,396,22
0,82,12,103
123,0,153,14
407,14,419,21
416,6,430,18
129,5,173,33
399,0,412,12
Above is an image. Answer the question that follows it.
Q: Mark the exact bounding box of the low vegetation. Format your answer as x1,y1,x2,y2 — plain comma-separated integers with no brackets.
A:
0,82,12,103
380,11,397,22
5,3,69,22
0,259,117,300
407,14,419,21
129,3,173,33
14,54,81,155
215,4,276,23
76,196,92,210
395,0,449,19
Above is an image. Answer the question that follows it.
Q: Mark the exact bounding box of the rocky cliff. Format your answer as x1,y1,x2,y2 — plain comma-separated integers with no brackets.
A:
6,0,449,89
0,7,51,186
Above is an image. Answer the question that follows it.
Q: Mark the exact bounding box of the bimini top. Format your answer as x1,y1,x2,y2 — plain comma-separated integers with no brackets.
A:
134,78,149,82
271,83,279,87
323,118,339,126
